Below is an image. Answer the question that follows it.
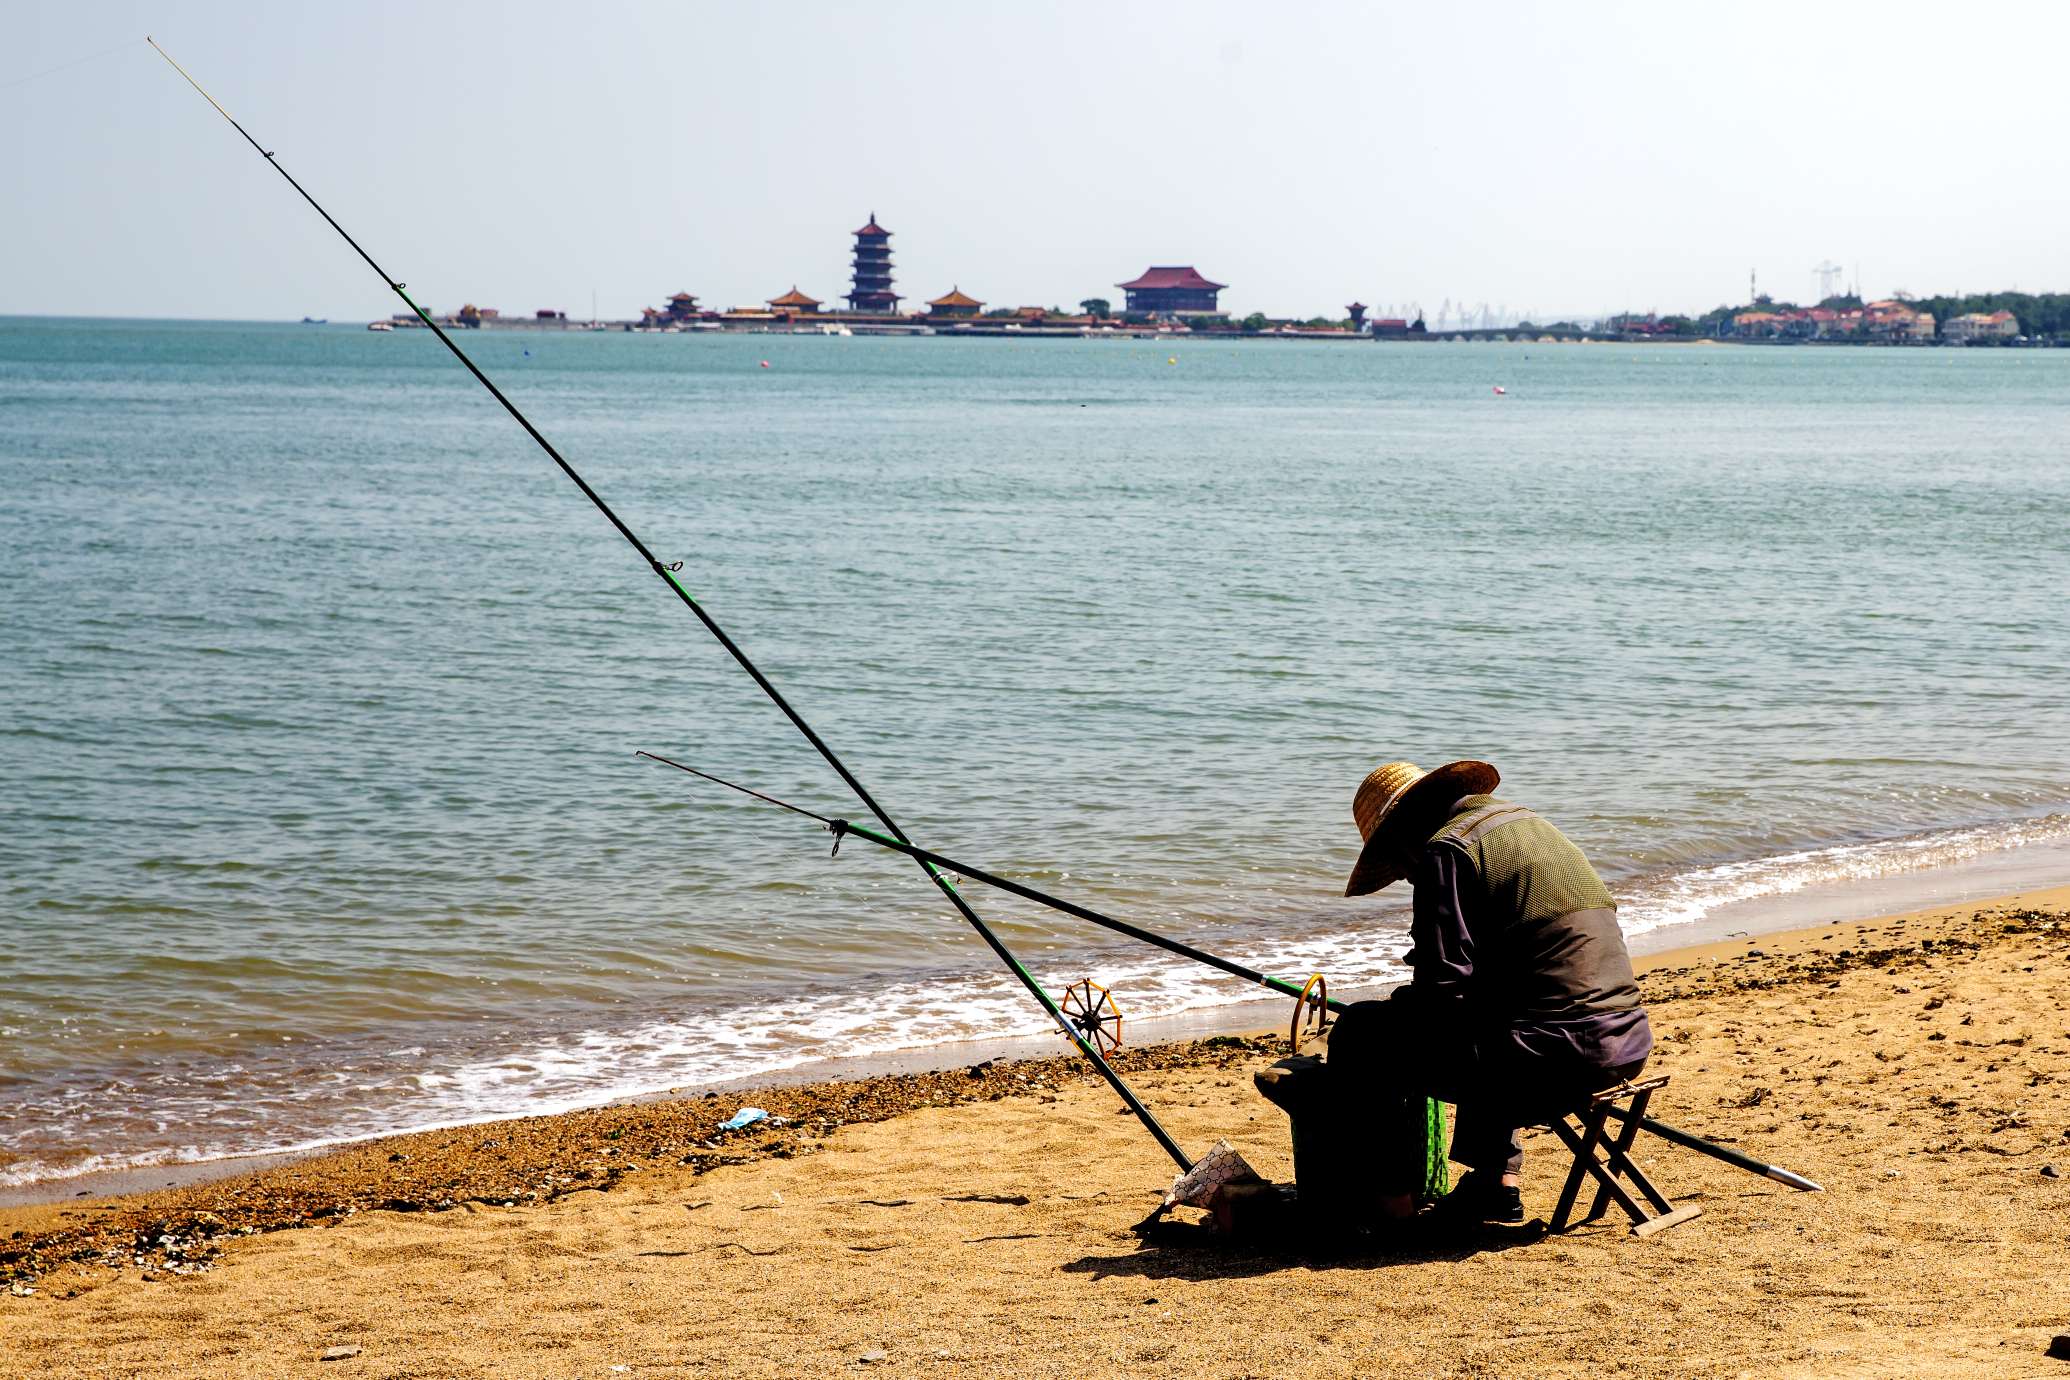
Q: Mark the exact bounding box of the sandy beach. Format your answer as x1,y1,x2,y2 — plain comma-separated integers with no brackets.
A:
6,885,2068,1378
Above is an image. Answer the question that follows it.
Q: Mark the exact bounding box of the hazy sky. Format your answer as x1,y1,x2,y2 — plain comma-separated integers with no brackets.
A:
6,2,2064,322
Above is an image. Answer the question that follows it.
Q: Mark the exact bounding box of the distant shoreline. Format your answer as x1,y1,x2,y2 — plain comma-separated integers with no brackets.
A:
4,314,2058,345
358,318,2054,346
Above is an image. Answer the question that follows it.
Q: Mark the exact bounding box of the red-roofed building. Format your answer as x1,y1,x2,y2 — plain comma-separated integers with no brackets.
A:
926,287,984,318
1943,308,2017,342
1116,265,1228,316
768,286,823,316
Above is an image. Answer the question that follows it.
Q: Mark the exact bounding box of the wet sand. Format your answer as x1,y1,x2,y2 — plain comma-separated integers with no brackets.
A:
6,885,2069,1378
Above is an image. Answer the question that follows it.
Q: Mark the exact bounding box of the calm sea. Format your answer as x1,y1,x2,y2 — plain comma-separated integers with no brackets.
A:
3,318,2067,1186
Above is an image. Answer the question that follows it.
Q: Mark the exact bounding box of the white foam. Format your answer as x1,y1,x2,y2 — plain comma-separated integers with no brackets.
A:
1615,812,2070,936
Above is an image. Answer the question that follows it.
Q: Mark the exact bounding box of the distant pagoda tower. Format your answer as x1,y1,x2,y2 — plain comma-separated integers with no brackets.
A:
1346,301,1368,332
846,213,901,314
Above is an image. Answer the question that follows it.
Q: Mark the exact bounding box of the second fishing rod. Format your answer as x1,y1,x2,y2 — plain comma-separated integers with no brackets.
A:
637,750,1346,1014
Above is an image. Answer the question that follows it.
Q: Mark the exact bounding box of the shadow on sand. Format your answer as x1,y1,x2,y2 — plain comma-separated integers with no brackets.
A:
1061,1214,1553,1282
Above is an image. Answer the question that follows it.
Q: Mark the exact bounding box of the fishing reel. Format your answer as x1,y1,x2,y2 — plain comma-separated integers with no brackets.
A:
1058,979,1124,1058
1289,973,1333,1054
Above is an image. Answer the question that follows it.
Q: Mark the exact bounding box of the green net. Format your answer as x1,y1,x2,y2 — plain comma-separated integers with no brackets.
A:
1420,1098,1451,1202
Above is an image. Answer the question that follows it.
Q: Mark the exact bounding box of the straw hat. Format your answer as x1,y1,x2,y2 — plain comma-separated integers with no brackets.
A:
1344,759,1501,897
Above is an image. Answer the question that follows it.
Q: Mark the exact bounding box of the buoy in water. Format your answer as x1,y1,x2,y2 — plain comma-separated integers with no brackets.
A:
1492,385,1507,395
759,360,770,369
1168,356,1177,365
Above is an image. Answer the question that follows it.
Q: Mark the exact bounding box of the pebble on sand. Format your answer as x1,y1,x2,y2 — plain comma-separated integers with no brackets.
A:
320,1344,362,1361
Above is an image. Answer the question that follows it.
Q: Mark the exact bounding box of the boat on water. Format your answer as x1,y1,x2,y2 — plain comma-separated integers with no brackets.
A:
301,316,326,324
365,320,393,332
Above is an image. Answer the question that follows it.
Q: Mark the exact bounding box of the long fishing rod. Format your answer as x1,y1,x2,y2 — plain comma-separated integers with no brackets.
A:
638,751,1827,1194
148,38,1193,1173
637,750,1348,1012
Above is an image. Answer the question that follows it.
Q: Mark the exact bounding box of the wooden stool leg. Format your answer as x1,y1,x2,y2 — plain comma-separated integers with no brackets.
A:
1585,1087,1653,1223
1599,1089,1678,1217
1547,1112,1602,1232
1602,1144,1677,1217
1553,1111,1655,1229
1545,1079,1701,1238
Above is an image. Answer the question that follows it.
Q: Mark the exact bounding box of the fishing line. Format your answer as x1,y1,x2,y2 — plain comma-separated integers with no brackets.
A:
2,38,138,92
149,37,1194,1172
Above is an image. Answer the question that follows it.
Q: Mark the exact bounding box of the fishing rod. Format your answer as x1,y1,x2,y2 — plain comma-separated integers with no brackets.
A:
148,38,1194,1173
1601,1109,1821,1192
638,751,1827,1194
636,750,1348,1012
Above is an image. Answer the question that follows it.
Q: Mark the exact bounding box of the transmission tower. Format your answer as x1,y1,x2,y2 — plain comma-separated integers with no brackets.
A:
1812,260,1842,300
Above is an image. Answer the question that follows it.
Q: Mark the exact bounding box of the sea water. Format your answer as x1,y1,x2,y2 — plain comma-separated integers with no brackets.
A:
3,318,2067,1186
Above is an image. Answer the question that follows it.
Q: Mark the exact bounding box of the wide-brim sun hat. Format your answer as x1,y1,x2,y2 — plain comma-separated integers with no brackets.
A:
1344,759,1501,897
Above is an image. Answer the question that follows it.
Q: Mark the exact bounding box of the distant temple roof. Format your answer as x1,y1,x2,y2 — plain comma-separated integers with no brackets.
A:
927,287,983,308
1346,301,1368,311
853,214,891,239
1117,266,1227,292
668,291,698,303
768,286,822,308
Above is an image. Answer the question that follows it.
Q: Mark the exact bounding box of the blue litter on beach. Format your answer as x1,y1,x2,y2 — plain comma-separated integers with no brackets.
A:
719,1107,769,1132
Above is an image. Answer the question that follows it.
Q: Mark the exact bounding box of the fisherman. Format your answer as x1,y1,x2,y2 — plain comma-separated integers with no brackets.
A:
1328,759,1653,1225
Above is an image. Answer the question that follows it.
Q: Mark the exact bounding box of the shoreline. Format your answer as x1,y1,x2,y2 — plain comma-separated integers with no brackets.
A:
5,881,2064,1287
5,836,2066,1210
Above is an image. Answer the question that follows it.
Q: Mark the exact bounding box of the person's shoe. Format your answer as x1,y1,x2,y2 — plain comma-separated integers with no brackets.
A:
1437,1171,1525,1225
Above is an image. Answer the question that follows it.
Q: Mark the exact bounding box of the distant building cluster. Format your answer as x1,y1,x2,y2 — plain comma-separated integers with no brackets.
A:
616,214,1263,333
1730,299,1935,342
391,211,1450,339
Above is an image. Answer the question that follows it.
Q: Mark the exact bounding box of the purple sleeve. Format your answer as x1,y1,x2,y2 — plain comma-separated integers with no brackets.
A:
1396,844,1475,1007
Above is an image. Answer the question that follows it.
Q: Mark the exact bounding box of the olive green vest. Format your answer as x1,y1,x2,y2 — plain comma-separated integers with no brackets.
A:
1424,796,1640,1022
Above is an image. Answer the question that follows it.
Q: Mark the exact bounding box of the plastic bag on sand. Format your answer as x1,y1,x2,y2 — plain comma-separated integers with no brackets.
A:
718,1107,769,1132
1161,1139,1263,1209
